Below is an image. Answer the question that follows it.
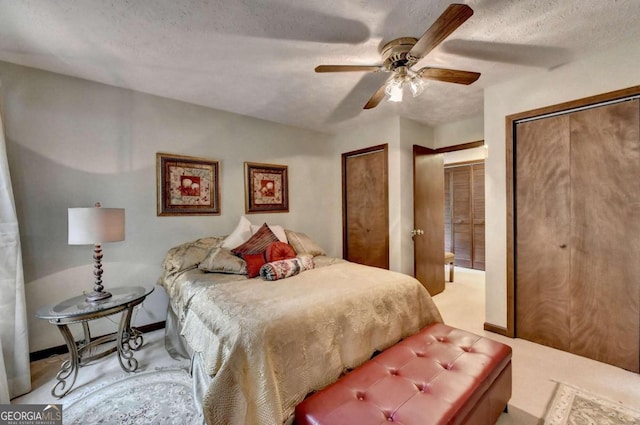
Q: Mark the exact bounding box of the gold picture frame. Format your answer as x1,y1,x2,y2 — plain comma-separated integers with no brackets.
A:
244,162,289,213
156,153,220,216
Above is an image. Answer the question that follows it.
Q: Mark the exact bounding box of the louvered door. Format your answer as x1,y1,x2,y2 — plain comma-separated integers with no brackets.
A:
444,163,485,270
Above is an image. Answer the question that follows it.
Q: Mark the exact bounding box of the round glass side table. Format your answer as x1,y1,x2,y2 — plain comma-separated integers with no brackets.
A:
35,286,154,397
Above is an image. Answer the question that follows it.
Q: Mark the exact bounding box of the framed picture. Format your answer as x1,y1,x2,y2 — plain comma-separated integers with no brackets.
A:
156,153,220,216
244,162,289,213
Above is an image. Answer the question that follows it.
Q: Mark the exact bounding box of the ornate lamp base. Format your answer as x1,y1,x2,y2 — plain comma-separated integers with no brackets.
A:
85,290,112,303
86,242,112,303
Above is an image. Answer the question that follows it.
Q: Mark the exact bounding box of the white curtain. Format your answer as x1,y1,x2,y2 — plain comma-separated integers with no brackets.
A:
0,81,31,401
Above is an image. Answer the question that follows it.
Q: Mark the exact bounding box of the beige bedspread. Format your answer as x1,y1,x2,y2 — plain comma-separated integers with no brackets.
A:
166,258,442,425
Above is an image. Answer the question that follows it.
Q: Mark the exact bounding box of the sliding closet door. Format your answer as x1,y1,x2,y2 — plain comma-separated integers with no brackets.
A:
515,115,572,351
569,100,640,372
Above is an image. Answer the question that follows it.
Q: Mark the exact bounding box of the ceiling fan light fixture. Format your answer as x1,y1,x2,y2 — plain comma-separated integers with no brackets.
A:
409,77,426,97
385,78,404,102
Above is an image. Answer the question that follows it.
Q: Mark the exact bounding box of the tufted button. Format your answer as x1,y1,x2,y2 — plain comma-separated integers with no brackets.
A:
356,392,365,401
416,352,425,357
461,346,472,353
389,369,399,376
437,336,446,342
387,416,394,422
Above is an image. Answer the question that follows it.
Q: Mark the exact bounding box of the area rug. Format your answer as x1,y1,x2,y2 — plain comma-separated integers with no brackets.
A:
63,368,203,424
544,382,640,425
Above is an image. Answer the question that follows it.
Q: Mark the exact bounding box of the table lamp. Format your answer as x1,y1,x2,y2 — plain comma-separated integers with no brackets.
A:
68,202,125,303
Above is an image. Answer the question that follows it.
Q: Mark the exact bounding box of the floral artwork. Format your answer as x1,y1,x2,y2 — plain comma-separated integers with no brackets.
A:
244,162,288,213
157,153,220,215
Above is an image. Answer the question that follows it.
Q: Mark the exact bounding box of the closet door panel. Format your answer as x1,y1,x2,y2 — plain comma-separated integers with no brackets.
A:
515,115,572,351
569,100,640,372
444,170,453,253
451,167,472,268
472,164,485,270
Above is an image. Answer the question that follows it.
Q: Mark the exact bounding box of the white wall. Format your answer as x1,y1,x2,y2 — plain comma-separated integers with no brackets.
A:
433,114,483,148
443,146,486,165
0,61,337,352
484,39,640,328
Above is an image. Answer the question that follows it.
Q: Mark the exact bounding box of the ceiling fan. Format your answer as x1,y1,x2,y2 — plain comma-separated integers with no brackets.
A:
315,3,480,109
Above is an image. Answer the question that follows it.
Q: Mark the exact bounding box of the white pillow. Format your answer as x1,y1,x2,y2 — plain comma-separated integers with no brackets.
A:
221,216,253,249
250,223,288,243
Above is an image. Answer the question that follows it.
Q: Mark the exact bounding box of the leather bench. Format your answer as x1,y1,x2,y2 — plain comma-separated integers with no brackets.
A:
295,323,512,425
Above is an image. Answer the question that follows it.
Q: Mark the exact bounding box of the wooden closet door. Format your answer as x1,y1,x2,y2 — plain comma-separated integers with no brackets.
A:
515,115,572,351
569,100,640,372
342,145,389,269
471,164,485,270
451,167,472,268
444,169,453,253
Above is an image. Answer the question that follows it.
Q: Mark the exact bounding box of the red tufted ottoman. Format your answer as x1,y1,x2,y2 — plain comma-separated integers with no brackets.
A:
295,323,512,425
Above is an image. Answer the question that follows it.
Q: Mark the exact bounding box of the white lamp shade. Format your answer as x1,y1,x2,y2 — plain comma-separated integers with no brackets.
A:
68,207,125,245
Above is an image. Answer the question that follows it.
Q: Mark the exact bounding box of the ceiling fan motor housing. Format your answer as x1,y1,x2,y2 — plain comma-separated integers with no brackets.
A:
381,37,419,71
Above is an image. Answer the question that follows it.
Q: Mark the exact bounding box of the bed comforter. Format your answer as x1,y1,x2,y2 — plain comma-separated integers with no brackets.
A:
160,254,442,425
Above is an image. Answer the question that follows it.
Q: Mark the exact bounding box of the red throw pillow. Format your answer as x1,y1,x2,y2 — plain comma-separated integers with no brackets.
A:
231,223,279,256
265,242,296,262
244,253,267,278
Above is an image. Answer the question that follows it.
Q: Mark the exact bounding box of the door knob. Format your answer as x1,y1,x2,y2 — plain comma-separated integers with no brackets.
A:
411,229,424,236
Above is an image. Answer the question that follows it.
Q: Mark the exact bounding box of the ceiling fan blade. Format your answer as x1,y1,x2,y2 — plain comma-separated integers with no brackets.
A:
315,65,384,73
408,4,474,60
418,67,480,85
363,83,388,109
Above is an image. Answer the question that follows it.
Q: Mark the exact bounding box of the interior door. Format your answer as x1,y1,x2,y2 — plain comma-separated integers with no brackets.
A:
342,144,389,269
413,145,445,295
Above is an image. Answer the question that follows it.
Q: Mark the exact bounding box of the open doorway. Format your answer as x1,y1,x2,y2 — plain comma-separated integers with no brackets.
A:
443,146,486,281
413,141,485,292
444,160,485,271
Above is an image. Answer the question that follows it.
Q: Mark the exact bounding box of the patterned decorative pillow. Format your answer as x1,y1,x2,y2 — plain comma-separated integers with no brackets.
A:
259,256,315,281
284,230,325,257
162,237,224,273
231,223,279,256
221,216,253,249
198,247,248,275
265,242,296,262
244,253,267,278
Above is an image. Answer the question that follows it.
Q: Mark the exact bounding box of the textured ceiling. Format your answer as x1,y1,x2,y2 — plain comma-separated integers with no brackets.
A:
1,0,639,134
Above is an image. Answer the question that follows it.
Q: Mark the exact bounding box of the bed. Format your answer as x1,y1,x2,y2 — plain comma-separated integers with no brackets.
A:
157,226,443,425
